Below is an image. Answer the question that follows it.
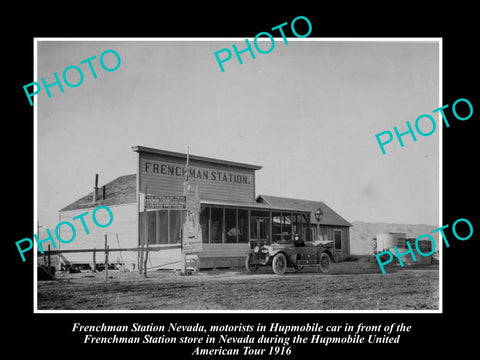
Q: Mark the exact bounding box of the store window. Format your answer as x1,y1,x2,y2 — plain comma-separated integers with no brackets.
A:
238,209,248,243
272,211,282,242
169,210,182,244
282,213,292,239
292,213,304,240
146,211,156,245
210,207,223,243
200,207,210,243
140,209,185,245
156,210,168,244
225,208,237,243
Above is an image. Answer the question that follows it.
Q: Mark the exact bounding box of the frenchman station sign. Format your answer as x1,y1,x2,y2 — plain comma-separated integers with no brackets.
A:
143,161,252,185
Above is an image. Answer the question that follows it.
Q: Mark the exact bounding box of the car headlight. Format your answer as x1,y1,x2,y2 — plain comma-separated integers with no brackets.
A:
263,246,273,253
254,246,259,253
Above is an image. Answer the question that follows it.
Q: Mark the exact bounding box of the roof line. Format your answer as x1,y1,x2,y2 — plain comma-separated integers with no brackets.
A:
256,195,271,205
257,194,325,204
132,146,262,170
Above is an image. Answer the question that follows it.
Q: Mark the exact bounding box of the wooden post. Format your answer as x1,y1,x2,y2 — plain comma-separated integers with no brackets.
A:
92,248,96,272
115,233,124,270
143,206,148,277
105,235,109,282
181,210,187,275
139,187,148,275
143,243,149,278
138,244,143,274
181,148,189,276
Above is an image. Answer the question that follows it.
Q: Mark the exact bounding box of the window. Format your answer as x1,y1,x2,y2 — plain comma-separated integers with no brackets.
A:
272,211,282,242
292,213,302,238
238,209,248,243
225,208,237,243
146,211,156,245
282,213,292,239
334,230,342,250
302,214,311,242
140,210,179,245
210,207,223,243
156,210,168,244
200,207,210,243
169,210,182,244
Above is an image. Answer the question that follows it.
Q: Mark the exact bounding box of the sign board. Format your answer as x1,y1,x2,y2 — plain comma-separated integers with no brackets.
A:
184,237,203,254
187,193,201,212
182,212,203,254
145,195,186,210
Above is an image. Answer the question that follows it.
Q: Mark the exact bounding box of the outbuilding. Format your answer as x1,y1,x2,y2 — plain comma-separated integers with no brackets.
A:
55,146,351,270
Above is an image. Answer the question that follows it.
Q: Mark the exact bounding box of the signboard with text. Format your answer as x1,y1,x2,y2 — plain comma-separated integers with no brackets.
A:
145,195,186,210
182,212,203,254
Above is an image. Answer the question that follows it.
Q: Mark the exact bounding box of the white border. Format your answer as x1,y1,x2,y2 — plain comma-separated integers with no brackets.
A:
33,37,443,314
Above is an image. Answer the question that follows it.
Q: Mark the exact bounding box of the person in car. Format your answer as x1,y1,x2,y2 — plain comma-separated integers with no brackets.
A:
294,233,305,247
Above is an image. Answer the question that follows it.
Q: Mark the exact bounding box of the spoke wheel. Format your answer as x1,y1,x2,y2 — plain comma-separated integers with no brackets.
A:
245,254,259,273
272,253,287,275
318,252,331,273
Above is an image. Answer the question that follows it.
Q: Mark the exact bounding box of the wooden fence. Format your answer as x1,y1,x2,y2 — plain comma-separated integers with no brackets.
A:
37,238,181,280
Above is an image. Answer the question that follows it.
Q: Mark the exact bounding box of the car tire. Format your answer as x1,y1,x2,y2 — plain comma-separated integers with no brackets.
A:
245,254,259,273
272,253,287,275
318,252,331,273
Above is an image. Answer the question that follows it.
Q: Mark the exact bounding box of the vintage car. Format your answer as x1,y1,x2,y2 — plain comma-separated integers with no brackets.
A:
245,235,336,275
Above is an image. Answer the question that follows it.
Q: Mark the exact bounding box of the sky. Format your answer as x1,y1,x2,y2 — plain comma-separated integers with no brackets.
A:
36,39,440,231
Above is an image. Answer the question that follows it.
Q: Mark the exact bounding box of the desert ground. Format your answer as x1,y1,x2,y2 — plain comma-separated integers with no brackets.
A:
36,256,439,311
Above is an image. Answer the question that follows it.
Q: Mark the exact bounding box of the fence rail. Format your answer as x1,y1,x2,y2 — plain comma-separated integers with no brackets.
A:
36,243,181,255
37,241,183,280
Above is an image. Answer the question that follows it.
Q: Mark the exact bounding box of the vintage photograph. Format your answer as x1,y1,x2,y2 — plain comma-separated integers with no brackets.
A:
35,39,440,311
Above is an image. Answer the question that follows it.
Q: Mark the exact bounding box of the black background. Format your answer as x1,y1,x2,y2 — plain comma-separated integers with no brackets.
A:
6,5,478,357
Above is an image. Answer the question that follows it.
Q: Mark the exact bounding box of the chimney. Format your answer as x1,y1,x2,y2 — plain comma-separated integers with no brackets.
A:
102,185,106,200
93,174,99,202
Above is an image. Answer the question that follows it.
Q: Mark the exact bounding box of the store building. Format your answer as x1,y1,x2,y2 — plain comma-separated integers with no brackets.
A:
56,146,351,270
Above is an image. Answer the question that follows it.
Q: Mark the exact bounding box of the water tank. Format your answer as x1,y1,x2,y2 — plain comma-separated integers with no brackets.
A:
375,233,396,252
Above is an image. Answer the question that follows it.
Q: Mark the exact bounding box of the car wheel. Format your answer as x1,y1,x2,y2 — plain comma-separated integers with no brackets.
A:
245,254,259,273
272,253,287,275
318,252,331,273
294,265,304,272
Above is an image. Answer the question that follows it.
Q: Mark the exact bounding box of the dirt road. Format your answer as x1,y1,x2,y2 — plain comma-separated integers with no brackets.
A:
37,258,439,311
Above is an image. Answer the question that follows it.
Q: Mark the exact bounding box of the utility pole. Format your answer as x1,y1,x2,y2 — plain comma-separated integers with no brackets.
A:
181,146,190,276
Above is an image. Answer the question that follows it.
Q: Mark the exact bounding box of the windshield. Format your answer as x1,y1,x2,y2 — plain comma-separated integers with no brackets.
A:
272,233,293,244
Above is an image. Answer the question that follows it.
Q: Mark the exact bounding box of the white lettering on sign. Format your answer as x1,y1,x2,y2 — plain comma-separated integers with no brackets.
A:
145,195,186,210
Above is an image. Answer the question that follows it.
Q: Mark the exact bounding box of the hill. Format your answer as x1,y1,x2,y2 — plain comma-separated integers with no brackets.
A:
349,221,439,255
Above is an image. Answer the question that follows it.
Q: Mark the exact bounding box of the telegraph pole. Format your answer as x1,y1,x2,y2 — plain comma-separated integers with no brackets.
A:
181,147,190,276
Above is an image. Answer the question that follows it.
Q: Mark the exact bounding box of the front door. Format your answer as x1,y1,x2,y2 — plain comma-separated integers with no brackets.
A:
250,216,270,248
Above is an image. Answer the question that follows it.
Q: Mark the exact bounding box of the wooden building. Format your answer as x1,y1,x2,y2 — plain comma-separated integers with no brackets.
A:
55,146,351,269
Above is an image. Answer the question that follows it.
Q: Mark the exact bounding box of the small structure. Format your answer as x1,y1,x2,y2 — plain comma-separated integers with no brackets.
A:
373,231,434,265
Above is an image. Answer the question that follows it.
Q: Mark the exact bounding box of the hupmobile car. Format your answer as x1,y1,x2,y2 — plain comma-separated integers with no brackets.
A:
245,235,336,275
